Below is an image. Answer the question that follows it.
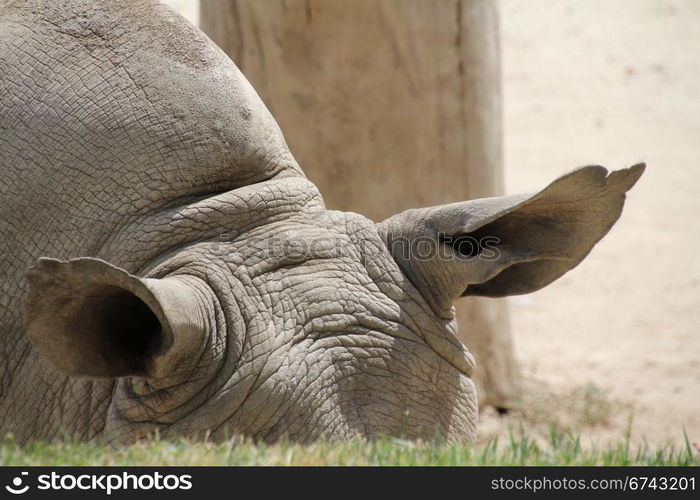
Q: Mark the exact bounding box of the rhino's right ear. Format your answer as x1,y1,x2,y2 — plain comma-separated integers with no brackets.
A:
24,258,207,380
378,164,644,315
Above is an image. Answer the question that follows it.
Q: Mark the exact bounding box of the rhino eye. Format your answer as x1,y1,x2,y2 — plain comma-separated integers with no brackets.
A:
441,234,487,259
453,236,481,258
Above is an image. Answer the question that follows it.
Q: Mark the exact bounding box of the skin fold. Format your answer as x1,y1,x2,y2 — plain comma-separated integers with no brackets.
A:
0,0,643,444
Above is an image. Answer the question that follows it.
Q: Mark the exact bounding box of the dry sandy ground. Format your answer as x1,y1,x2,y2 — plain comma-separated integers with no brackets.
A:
165,0,698,448
495,0,700,448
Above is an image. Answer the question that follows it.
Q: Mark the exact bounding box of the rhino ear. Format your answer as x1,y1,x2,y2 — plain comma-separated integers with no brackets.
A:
378,164,644,313
24,258,206,380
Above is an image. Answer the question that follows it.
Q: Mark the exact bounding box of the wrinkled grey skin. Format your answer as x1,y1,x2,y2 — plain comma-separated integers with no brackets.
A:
0,0,644,444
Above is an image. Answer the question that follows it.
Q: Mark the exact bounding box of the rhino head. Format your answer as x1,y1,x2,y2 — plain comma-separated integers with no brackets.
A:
13,0,644,443
24,164,644,443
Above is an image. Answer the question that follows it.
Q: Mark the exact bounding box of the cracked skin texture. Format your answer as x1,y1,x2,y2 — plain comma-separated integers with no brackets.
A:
0,0,641,444
0,0,476,443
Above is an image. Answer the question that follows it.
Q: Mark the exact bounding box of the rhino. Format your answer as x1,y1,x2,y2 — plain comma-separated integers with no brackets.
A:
0,0,643,444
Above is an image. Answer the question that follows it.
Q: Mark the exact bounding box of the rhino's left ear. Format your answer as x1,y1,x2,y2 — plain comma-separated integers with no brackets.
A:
378,164,644,314
24,258,208,380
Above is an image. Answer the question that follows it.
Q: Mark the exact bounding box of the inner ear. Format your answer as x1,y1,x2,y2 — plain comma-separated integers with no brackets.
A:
63,284,163,377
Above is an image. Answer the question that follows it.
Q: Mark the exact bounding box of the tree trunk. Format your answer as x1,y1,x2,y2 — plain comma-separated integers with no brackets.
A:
200,0,517,409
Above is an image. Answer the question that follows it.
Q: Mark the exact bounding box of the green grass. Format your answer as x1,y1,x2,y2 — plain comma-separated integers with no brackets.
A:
1,426,696,466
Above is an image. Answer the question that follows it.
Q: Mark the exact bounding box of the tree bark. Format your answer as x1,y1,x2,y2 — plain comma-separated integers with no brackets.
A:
200,0,517,409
